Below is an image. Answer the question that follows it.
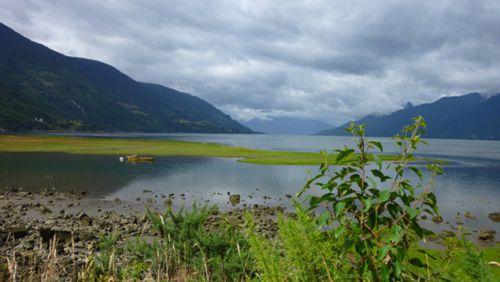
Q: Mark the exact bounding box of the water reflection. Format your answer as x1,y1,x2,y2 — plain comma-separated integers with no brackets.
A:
106,157,312,207
0,140,499,238
0,153,214,195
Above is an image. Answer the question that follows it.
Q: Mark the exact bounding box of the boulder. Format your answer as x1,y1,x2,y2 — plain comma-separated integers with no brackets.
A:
39,206,52,214
229,194,241,206
39,228,72,244
77,212,92,226
478,229,496,241
4,226,29,239
432,215,443,224
464,211,475,219
488,212,500,223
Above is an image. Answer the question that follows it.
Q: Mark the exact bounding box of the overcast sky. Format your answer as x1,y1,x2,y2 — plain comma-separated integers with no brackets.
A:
1,0,499,125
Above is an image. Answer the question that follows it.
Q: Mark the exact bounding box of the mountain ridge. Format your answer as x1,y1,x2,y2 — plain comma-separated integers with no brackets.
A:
0,23,252,133
316,93,500,140
242,117,333,135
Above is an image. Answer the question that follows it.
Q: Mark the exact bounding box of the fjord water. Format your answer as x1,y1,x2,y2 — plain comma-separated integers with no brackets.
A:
1,134,500,236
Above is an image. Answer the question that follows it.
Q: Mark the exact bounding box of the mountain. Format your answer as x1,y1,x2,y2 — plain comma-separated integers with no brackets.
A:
316,93,500,140
0,23,252,133
243,117,333,135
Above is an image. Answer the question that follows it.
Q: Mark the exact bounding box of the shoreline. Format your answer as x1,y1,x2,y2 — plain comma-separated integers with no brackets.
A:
0,187,283,279
0,134,437,165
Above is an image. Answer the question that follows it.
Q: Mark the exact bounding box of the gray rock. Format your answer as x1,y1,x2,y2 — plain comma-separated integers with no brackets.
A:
39,228,72,244
432,216,443,224
478,229,496,241
488,212,500,223
229,194,241,206
77,212,92,226
40,206,52,214
4,226,29,239
464,211,475,219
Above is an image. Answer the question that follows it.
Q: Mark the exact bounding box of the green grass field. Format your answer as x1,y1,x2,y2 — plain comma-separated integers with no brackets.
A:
0,134,422,165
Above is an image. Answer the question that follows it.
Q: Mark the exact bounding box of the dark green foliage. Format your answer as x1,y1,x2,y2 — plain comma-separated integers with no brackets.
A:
246,117,496,281
246,206,348,281
437,236,494,281
302,117,444,280
317,93,500,140
0,23,252,133
87,204,254,280
146,204,254,281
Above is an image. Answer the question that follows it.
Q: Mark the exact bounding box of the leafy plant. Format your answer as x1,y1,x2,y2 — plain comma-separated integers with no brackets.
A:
298,116,444,280
146,203,254,281
247,205,350,281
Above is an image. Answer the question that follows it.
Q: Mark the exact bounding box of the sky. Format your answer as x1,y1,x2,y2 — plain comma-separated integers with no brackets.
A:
1,0,500,125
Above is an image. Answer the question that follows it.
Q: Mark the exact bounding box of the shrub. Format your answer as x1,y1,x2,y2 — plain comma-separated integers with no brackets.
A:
248,116,495,281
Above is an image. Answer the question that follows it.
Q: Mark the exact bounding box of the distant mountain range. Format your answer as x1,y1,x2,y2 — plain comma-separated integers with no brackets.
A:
316,93,500,140
0,23,252,133
242,117,333,135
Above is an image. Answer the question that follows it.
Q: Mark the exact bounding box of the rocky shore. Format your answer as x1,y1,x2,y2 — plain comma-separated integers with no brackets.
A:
1,186,499,280
0,187,285,280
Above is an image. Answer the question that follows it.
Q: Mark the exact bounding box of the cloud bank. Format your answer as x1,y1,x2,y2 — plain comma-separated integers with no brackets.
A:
2,0,499,124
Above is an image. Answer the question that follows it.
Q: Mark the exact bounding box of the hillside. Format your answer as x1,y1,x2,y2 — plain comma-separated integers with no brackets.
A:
0,23,252,133
316,93,500,140
242,117,333,135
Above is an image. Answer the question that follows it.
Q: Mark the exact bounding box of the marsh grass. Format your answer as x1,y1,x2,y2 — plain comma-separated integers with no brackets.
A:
0,135,439,165
77,204,254,281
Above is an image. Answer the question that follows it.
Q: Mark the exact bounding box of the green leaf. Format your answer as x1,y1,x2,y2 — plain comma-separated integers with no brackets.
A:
378,245,391,261
367,176,377,189
334,226,345,239
371,169,391,182
382,265,390,281
334,202,346,216
309,196,321,208
409,167,423,181
343,238,354,249
368,140,383,152
408,257,427,268
362,197,372,212
407,207,420,219
389,225,403,243
417,249,437,260
318,211,330,226
335,148,355,164
379,190,391,203
395,260,402,277
372,153,382,170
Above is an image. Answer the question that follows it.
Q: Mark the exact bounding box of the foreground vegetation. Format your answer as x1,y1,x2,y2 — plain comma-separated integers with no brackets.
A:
248,117,498,281
2,208,498,281
0,134,428,165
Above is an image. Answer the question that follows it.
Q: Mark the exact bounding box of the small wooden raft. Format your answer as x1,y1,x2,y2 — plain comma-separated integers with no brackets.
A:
120,155,155,163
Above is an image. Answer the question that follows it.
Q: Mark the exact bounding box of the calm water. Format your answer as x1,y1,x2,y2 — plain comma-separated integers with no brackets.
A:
1,134,500,236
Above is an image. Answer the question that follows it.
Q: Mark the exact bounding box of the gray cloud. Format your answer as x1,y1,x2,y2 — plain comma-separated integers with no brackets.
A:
1,0,499,125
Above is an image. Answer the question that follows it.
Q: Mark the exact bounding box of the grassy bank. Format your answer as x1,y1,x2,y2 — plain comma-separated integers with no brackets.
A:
0,134,416,165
